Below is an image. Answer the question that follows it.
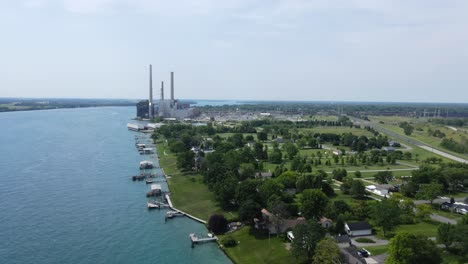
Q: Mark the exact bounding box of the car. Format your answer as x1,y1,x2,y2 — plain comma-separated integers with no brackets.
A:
358,248,371,258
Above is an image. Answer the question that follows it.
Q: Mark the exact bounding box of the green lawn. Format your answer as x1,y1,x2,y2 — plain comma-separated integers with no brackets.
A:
220,226,296,264
157,141,230,221
441,252,468,264
394,221,439,237
365,245,388,256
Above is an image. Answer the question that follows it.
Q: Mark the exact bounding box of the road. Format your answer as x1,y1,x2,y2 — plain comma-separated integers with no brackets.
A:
347,116,468,164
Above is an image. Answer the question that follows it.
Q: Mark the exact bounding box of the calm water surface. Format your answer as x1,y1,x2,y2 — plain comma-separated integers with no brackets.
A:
0,107,231,264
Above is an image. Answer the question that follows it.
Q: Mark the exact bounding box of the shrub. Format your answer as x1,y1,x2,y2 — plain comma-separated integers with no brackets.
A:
355,238,376,243
208,214,228,234
221,236,237,247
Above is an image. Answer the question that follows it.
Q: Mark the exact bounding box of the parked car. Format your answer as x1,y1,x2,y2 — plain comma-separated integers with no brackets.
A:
358,248,371,258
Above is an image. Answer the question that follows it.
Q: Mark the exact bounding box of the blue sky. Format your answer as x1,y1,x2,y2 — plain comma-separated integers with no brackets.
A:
1,0,468,102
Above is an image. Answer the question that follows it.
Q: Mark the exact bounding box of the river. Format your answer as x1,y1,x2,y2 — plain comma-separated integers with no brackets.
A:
0,106,231,264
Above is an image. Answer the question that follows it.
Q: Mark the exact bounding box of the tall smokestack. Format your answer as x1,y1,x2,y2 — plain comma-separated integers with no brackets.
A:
170,71,174,101
149,64,153,119
161,81,164,100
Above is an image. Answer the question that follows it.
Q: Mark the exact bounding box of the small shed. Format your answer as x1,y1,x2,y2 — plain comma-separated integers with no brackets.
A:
345,221,372,237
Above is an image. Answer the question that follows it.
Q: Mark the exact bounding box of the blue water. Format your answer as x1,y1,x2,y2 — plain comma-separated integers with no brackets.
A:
0,107,231,264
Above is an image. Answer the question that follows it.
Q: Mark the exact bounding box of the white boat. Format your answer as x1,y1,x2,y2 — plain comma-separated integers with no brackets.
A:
147,202,159,209
127,123,142,131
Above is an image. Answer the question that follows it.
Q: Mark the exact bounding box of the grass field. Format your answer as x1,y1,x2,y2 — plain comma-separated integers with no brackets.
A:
365,245,388,256
220,226,296,264
156,141,229,221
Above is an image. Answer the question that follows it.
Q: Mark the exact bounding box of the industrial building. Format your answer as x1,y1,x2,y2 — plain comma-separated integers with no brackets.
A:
136,65,199,120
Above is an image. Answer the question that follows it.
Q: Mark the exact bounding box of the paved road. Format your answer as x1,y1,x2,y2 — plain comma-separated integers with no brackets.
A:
419,145,468,163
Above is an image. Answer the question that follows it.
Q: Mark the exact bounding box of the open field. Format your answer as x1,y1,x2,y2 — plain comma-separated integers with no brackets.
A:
301,126,375,137
365,245,388,256
219,227,296,264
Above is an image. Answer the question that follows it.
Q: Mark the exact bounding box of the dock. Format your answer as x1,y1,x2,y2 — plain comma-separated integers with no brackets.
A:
190,233,217,247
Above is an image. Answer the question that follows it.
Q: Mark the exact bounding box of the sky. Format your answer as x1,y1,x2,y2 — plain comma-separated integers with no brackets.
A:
1,0,468,103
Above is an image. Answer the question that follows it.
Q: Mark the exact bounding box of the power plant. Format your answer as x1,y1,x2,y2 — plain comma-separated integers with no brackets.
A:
136,65,199,120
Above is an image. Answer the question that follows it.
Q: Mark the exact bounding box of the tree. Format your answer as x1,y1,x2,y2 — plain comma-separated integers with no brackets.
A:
238,199,261,223
257,131,268,141
374,170,393,184
269,201,290,234
300,189,328,220
291,221,325,261
239,163,256,180
350,180,366,198
312,237,340,264
275,171,298,188
176,150,194,170
415,204,431,222
332,168,347,181
296,173,322,192
387,232,441,264
259,180,284,202
208,214,228,234
321,182,335,197
437,223,454,248
416,183,443,204
354,170,362,178
371,199,400,237
269,149,282,164
283,142,299,159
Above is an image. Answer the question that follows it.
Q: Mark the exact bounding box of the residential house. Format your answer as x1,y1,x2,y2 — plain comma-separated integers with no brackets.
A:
318,217,333,228
365,184,395,197
254,208,306,234
345,221,372,237
441,202,468,215
255,172,273,180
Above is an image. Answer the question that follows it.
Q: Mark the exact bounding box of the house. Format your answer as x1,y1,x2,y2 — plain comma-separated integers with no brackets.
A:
318,217,333,228
345,221,372,236
193,156,205,170
441,202,468,215
255,172,273,180
254,208,306,234
382,146,395,152
365,184,394,197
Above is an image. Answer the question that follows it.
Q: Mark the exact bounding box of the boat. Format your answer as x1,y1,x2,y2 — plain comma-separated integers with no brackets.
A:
139,160,153,169
147,202,159,209
127,123,142,131
145,179,153,184
166,210,184,218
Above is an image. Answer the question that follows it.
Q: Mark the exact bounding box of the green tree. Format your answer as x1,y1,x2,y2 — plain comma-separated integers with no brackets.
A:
291,221,325,261
354,170,362,178
275,171,297,188
259,180,284,202
176,150,194,170
387,232,441,264
371,199,400,237
283,142,299,159
437,223,454,248
239,163,256,180
416,183,443,204
350,180,366,198
300,189,328,220
238,199,261,223
312,237,340,264
374,170,393,184
208,214,228,234
415,204,431,222
257,131,268,141
269,149,283,164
